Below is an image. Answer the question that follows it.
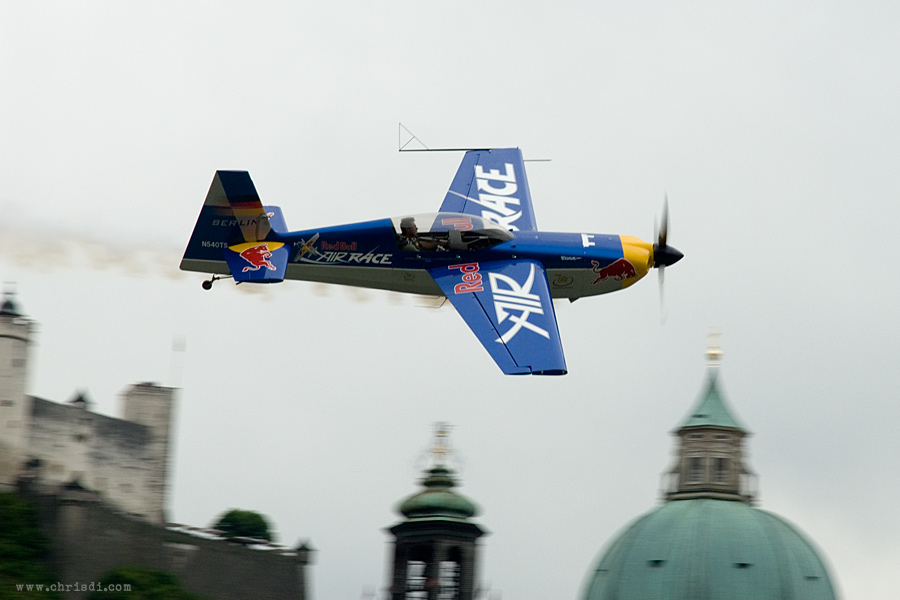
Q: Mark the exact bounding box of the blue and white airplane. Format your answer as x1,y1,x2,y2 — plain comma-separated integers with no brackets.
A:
180,148,682,375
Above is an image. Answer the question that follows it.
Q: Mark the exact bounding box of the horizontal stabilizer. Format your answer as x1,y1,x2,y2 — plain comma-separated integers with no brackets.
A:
224,242,288,283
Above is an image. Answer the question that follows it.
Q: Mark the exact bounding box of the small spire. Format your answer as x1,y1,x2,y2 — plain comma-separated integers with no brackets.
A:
705,329,723,368
674,330,747,432
1,283,22,317
397,423,479,520
428,422,453,468
68,390,92,409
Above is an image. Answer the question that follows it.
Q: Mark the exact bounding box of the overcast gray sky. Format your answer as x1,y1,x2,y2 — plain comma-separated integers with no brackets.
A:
2,2,899,598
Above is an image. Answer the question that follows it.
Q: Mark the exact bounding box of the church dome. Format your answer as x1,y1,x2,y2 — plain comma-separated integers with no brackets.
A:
582,335,838,600
582,498,837,600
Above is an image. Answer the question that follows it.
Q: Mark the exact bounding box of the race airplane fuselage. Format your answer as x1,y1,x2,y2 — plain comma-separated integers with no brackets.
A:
180,148,682,375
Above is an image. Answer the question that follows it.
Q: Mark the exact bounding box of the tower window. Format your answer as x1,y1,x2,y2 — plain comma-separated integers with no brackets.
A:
715,458,729,483
438,561,460,600
688,457,704,483
406,561,426,599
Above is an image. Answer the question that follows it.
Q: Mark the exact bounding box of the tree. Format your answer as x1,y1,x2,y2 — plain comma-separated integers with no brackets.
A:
0,492,61,600
87,568,205,600
212,509,273,542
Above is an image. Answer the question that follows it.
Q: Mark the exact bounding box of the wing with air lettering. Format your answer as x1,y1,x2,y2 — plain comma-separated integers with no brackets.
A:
438,148,538,232
429,259,566,375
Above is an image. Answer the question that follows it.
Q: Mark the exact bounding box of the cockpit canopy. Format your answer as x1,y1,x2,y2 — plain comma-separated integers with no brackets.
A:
392,212,515,252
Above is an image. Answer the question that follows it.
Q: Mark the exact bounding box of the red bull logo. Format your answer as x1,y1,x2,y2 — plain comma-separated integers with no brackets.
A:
240,243,277,272
449,262,484,294
591,258,636,284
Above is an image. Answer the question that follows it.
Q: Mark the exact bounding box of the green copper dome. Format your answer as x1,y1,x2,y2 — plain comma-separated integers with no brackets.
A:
583,499,837,600
397,466,478,521
583,339,838,599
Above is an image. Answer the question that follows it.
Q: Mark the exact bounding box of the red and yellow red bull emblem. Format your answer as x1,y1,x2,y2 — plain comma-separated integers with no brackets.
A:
228,241,285,272
592,258,636,283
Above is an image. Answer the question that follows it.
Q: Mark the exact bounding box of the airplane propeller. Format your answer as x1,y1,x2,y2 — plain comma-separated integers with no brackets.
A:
652,194,683,322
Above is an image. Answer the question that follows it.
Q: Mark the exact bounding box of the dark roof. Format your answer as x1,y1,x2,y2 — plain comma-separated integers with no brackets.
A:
68,391,91,406
0,294,22,317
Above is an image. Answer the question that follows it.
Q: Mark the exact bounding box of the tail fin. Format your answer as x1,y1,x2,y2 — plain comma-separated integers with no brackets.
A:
180,171,289,284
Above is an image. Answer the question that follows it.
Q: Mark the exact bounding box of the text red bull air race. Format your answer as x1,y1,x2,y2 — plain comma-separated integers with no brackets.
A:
181,148,683,375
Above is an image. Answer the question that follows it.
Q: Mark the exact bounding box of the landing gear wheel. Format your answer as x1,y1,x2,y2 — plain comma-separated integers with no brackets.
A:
201,274,233,290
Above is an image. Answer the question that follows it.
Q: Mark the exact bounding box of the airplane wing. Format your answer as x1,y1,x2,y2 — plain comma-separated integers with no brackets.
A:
438,148,538,232
429,259,566,375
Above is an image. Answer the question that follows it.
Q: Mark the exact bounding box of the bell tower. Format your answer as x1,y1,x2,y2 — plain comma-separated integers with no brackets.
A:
386,424,487,600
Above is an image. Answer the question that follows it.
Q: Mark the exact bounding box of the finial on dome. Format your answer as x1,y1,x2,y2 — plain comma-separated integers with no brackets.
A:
705,329,723,368
428,422,452,468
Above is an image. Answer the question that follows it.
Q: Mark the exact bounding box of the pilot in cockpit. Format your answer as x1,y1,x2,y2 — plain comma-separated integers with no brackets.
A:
397,217,444,251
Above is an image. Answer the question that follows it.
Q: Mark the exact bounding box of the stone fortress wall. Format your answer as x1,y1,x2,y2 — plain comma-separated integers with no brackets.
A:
1,292,311,599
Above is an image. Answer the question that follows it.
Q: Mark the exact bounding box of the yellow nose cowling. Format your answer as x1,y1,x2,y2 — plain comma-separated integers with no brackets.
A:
619,236,653,288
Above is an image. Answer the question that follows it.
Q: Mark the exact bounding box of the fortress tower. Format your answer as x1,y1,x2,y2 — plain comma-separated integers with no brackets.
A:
0,291,175,523
121,383,176,523
0,291,35,486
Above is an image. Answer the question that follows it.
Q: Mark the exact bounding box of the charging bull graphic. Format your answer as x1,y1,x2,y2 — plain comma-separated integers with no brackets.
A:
240,243,277,272
592,258,636,284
